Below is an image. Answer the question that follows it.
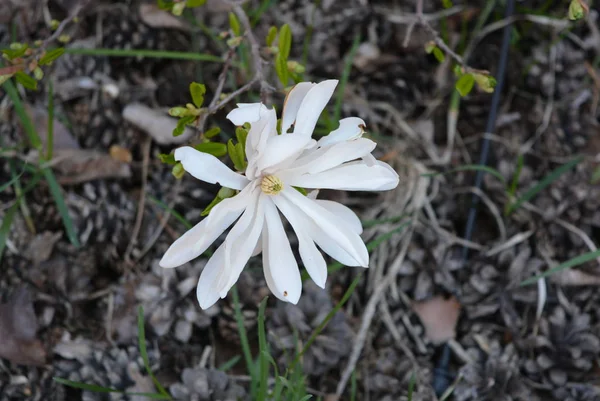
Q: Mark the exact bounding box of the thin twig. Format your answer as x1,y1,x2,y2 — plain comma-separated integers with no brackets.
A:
125,137,151,264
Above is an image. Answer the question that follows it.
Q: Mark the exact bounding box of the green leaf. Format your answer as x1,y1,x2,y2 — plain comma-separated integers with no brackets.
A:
455,73,475,97
521,248,600,286
173,115,195,137
15,71,38,90
227,139,246,171
172,162,185,179
266,26,278,47
274,52,288,87
568,0,585,20
39,47,65,66
507,156,583,215
157,0,173,10
204,126,221,139
442,0,453,8
168,106,191,117
235,126,248,149
193,142,227,157
432,47,445,63
278,24,292,60
201,187,235,217
42,168,80,247
229,12,241,36
2,44,29,60
293,186,307,196
186,0,206,7
158,153,176,165
189,82,206,108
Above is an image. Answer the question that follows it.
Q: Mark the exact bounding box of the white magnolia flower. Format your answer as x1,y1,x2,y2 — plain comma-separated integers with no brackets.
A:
160,80,399,309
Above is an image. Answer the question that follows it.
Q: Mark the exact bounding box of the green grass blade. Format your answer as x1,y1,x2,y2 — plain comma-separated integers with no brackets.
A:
137,306,171,398
350,370,357,401
47,81,54,160
256,296,269,401
217,355,241,371
362,213,409,229
0,168,24,193
41,168,80,247
507,156,583,215
520,249,600,286
291,273,362,371
62,48,223,63
147,195,193,229
0,202,18,263
53,378,171,399
407,370,416,401
231,286,256,392
3,78,42,150
422,164,506,186
332,33,361,126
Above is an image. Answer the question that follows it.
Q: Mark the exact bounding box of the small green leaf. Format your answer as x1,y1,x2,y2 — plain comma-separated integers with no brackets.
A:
157,0,173,10
235,126,248,149
39,47,65,65
172,162,185,179
234,142,247,171
568,0,586,20
442,0,453,8
158,153,176,165
432,47,445,63
194,142,227,157
278,24,292,60
229,12,241,36
2,44,29,60
227,139,246,171
201,194,223,216
186,0,206,7
189,82,206,108
204,126,221,139
15,71,38,90
293,186,307,196
455,73,475,97
473,73,496,93
173,115,195,137
274,53,288,87
266,26,278,47
169,106,190,117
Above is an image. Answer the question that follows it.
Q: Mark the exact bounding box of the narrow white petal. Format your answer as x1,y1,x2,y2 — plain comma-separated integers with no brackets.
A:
317,117,366,147
196,244,226,309
247,107,277,158
159,186,252,268
279,138,376,178
226,103,267,126
217,190,265,297
256,134,312,173
175,146,249,190
262,197,302,303
316,200,362,234
281,187,369,267
361,152,377,167
293,80,338,136
281,82,315,134
272,196,327,288
285,161,399,191
261,220,285,300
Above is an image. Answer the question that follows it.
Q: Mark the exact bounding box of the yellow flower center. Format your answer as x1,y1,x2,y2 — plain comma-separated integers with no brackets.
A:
261,175,283,195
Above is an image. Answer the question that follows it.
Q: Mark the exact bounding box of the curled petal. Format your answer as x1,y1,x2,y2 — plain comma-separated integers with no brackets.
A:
262,197,302,303
317,117,366,147
285,160,399,191
226,103,267,126
293,80,338,137
282,186,369,267
175,146,249,190
159,185,253,268
272,195,327,288
316,200,362,235
281,82,315,134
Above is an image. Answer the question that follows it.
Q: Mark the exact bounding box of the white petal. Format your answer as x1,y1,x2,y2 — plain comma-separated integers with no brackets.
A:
361,152,377,167
247,107,277,157
226,103,267,126
260,219,284,300
281,82,315,134
281,187,368,267
272,195,327,288
293,80,338,136
316,200,362,234
196,244,226,309
262,197,302,303
175,146,249,190
256,133,312,173
285,160,399,191
317,117,366,147
279,138,376,178
159,186,252,268
217,190,265,297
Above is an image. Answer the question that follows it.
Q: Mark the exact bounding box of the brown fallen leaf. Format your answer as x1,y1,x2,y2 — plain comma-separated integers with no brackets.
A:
123,103,194,145
25,231,62,265
51,149,132,185
139,3,190,31
412,295,461,345
0,287,47,366
110,145,133,163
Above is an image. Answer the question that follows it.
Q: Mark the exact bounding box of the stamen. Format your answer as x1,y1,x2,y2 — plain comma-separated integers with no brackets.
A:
261,175,283,195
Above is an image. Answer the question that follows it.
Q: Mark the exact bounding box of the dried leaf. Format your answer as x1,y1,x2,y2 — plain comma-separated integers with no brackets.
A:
0,287,47,366
25,231,62,265
123,103,194,144
139,3,190,31
110,145,133,163
412,296,461,345
51,149,132,185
